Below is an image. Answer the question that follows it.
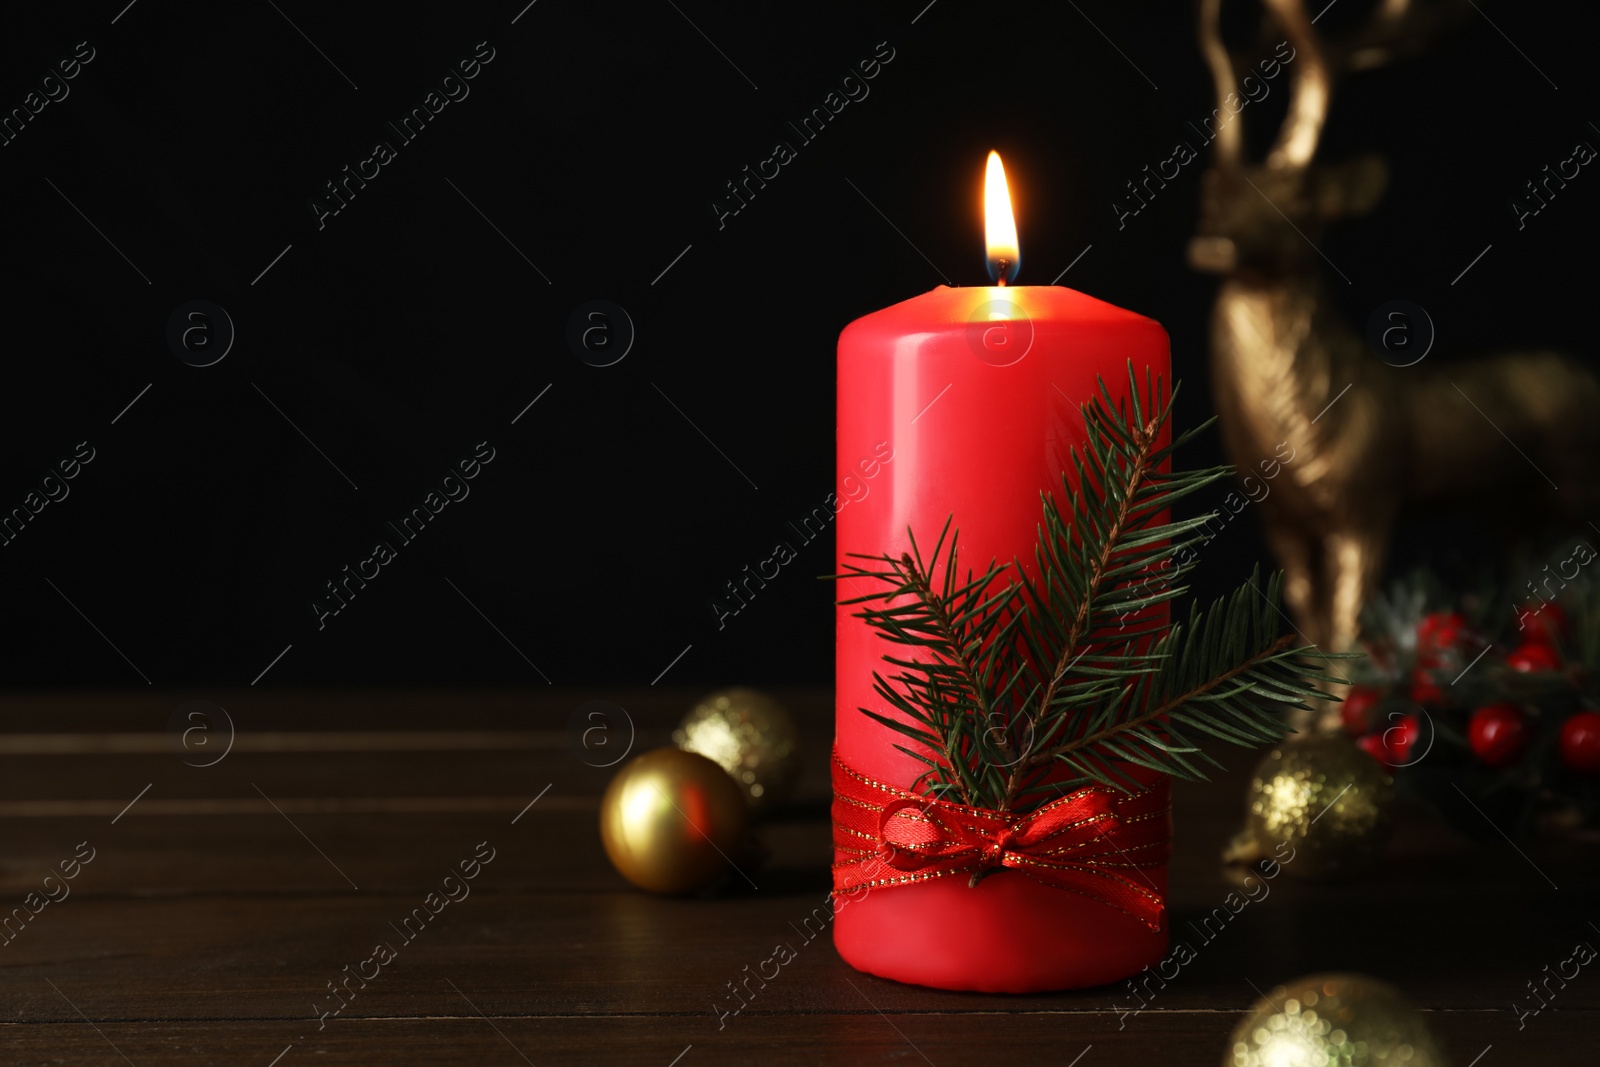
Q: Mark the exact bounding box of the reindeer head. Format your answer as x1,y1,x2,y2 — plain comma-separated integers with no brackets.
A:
1188,0,1463,278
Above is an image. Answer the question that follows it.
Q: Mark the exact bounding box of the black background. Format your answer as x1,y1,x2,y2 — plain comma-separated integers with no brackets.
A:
0,0,1594,691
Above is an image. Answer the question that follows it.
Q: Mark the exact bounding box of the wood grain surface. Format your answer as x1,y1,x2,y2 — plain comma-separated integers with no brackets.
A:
1,689,1594,1065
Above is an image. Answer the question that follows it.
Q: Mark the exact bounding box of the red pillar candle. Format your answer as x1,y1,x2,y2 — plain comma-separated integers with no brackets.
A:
833,153,1172,992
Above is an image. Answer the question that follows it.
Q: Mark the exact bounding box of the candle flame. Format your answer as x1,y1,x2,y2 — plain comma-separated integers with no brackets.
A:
984,150,1020,285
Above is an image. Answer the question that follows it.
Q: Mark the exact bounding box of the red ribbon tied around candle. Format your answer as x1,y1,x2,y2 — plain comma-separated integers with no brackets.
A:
832,749,1171,930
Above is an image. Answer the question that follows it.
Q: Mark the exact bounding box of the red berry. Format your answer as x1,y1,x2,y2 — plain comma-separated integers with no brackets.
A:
1355,734,1389,763
1416,611,1469,667
1507,643,1561,673
1382,713,1423,765
1515,602,1569,648
1340,687,1382,736
1354,714,1423,766
1468,703,1529,767
1560,711,1600,774
1410,668,1444,706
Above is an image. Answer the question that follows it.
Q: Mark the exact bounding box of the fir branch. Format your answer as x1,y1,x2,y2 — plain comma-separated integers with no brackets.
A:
1015,571,1324,797
1032,391,1158,739
1026,637,1296,765
836,363,1352,813
839,519,1024,806
1002,372,1176,807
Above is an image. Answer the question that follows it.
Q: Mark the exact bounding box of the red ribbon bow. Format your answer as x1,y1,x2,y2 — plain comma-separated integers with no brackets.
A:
831,749,1171,930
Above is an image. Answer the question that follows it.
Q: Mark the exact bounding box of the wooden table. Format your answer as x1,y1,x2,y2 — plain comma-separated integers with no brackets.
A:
2,690,1595,1065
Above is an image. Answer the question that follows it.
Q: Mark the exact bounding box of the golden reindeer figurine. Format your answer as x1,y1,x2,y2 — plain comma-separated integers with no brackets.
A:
1189,0,1600,680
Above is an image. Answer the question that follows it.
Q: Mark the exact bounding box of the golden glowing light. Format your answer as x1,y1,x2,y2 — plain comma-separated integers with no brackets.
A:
984,150,1020,284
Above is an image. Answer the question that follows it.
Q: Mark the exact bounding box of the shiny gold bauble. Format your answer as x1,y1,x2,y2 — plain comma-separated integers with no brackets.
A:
1244,735,1395,880
599,748,751,894
672,688,801,814
1226,973,1449,1067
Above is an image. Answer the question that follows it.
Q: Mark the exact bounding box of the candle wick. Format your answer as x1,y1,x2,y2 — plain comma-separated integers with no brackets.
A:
994,258,1011,287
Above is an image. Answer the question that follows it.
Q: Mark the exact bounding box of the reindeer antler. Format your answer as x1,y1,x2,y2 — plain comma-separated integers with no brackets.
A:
1262,0,1331,170
1197,0,1243,170
1203,0,1469,172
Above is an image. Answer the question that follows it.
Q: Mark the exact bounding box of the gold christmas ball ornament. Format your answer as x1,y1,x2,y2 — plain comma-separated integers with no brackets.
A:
673,688,801,814
1244,735,1395,880
600,747,752,894
1226,973,1449,1067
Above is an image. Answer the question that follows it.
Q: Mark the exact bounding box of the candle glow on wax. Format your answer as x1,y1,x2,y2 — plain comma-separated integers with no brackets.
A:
984,150,1020,285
